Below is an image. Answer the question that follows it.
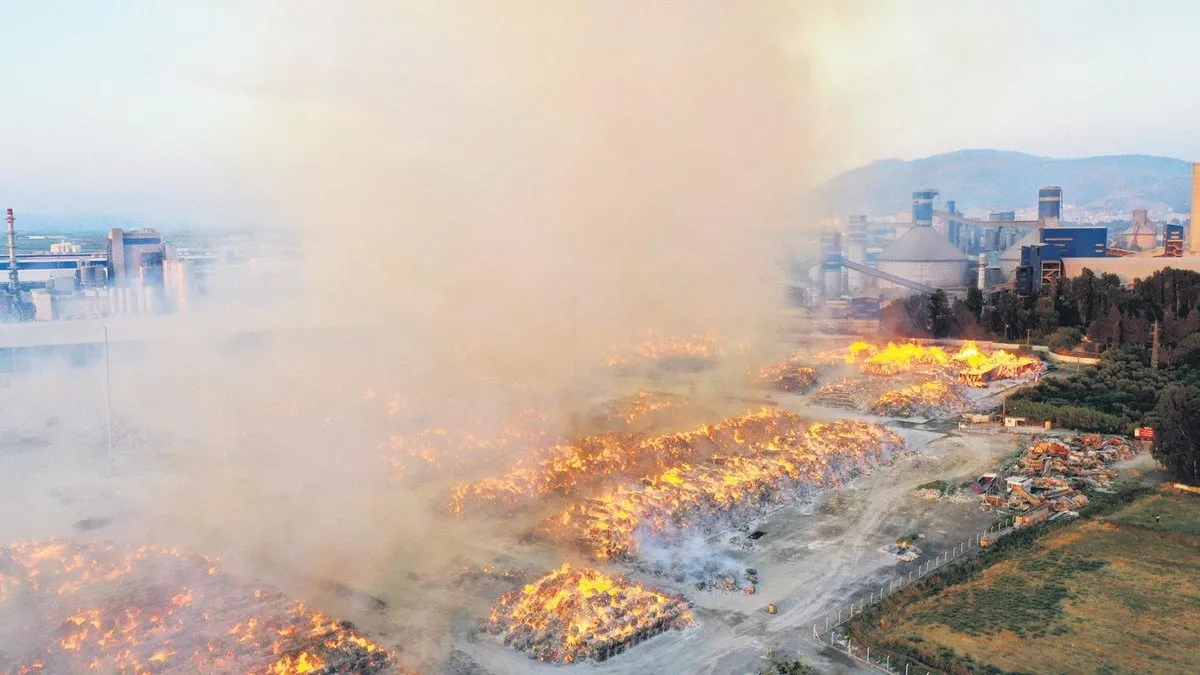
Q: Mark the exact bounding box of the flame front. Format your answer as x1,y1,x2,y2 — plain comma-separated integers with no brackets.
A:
817,340,1042,385
486,562,693,663
449,409,808,514
551,419,907,559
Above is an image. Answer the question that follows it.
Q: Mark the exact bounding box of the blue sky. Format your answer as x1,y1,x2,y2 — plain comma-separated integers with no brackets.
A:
2,1,1198,225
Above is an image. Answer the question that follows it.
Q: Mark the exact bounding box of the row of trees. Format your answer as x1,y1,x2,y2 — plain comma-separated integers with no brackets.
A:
882,268,1200,360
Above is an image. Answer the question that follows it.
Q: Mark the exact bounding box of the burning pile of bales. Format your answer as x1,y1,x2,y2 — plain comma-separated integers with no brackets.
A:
0,540,400,675
486,563,694,664
812,378,877,409
956,349,1043,387
449,409,808,514
552,420,908,561
755,355,818,393
829,340,1043,384
856,342,951,376
869,380,971,418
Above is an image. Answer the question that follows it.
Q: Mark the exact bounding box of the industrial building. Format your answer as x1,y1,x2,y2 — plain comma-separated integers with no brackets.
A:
0,209,206,322
807,159,1200,305
1007,165,1200,293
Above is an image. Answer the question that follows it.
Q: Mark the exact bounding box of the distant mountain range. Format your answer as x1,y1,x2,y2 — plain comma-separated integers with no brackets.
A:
807,149,1193,218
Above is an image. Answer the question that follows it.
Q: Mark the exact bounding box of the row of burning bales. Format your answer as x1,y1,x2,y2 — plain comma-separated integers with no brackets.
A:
375,339,1042,484
0,338,1045,671
463,409,909,663
370,338,1041,665
462,341,1045,663
759,340,1044,418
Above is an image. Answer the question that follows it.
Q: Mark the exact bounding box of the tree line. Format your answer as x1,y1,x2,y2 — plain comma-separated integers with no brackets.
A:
882,267,1200,361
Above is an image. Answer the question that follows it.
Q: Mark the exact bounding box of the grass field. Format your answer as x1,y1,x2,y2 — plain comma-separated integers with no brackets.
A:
861,489,1200,675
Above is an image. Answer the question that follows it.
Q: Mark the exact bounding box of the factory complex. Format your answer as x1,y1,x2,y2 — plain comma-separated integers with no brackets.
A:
0,209,212,323
808,162,1200,309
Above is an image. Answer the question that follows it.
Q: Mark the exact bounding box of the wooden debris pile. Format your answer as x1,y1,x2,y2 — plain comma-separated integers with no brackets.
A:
1012,434,1137,487
486,563,693,664
869,380,970,418
755,355,818,393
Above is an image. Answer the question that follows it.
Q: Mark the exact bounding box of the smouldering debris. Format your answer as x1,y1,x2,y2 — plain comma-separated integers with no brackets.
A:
0,540,403,675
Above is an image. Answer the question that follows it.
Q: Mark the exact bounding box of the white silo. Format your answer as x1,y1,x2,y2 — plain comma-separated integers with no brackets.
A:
875,191,968,290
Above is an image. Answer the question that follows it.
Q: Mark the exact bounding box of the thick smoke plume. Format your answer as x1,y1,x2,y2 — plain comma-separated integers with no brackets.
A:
2,3,891,671
231,2,847,382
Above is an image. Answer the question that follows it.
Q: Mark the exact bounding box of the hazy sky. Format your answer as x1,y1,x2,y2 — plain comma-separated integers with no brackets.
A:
2,1,1198,224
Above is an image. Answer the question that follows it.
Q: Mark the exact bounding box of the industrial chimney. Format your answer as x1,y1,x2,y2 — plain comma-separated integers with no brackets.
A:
5,209,17,293
1191,163,1200,254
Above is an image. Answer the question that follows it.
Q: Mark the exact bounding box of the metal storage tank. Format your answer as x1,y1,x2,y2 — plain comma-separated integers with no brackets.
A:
876,228,968,289
875,191,967,290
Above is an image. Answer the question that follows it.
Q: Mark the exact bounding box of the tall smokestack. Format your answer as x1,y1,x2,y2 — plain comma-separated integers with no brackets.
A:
5,209,17,293
1191,163,1200,254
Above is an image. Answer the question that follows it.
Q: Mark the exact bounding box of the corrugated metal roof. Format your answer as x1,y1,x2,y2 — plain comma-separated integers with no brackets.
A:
876,226,967,262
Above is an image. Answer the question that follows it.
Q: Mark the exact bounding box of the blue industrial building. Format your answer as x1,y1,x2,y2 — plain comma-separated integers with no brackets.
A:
1040,227,1107,259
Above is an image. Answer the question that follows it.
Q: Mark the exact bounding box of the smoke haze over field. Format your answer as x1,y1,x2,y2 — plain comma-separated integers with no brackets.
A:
219,2,883,384
0,4,919,671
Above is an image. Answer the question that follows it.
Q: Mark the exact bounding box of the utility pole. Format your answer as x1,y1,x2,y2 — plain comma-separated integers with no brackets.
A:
104,326,114,471
571,295,578,391
1151,320,1160,369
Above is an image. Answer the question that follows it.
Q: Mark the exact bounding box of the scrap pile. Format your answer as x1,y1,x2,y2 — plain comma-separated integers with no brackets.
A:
755,355,818,393
604,334,720,374
552,421,908,561
869,380,970,418
989,434,1138,526
486,563,694,664
0,540,399,675
1013,434,1137,488
449,409,808,514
